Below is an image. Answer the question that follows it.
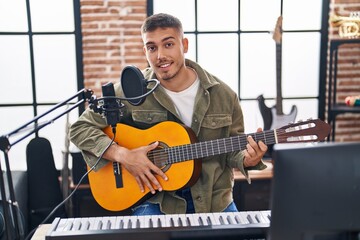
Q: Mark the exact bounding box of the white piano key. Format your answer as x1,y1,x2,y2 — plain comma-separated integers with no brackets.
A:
260,210,271,223
191,213,205,226
72,218,82,231
101,217,111,230
136,216,146,228
90,217,103,230
144,215,152,228
244,212,258,224
185,213,200,227
165,214,178,227
232,212,246,224
177,214,189,227
149,215,159,228
122,216,132,229
87,217,96,230
63,218,74,231
56,218,69,231
237,211,251,224
253,211,267,223
79,218,90,231
108,216,117,229
115,216,124,229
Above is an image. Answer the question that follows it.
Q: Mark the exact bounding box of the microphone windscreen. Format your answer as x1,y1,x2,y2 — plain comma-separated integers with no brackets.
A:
121,65,147,106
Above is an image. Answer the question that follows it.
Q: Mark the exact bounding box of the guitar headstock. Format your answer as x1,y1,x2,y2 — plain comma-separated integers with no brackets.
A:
272,16,282,44
276,119,331,143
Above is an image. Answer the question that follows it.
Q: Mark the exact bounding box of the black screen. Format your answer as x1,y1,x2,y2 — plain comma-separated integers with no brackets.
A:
269,142,360,240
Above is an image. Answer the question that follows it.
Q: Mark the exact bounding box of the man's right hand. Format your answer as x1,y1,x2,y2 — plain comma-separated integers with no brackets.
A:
103,141,168,194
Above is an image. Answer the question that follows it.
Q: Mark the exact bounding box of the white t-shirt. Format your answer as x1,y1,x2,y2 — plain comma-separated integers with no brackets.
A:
163,77,200,127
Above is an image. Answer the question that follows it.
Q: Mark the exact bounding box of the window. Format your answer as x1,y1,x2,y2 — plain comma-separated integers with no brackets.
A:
150,0,329,133
0,0,83,170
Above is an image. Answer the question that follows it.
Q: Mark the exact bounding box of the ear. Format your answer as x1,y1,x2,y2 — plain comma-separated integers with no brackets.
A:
143,45,147,54
182,37,189,53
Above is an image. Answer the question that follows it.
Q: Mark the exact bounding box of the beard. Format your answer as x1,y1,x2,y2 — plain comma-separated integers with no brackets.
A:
157,62,183,81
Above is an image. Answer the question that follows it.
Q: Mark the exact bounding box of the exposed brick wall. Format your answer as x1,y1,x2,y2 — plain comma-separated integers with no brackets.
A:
80,0,148,96
328,0,360,142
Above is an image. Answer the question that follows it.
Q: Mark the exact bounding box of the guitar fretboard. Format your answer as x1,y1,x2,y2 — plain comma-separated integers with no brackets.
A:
149,129,278,166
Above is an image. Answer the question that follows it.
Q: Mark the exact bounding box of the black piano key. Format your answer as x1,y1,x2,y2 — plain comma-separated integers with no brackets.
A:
206,216,212,225
234,215,241,224
119,219,124,229
186,217,191,227
149,218,153,228
255,214,261,223
227,216,234,225
136,219,140,228
178,218,183,227
170,218,175,227
128,219,132,229
157,218,162,228
247,214,254,224
219,215,225,225
198,216,204,226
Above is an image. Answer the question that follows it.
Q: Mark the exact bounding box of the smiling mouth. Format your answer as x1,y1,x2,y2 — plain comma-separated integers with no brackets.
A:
159,63,171,68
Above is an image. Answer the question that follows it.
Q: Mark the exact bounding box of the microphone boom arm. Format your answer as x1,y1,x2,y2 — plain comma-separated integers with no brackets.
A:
0,88,93,240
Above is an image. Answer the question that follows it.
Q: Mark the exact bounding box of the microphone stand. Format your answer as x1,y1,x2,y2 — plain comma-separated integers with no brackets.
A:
0,88,93,240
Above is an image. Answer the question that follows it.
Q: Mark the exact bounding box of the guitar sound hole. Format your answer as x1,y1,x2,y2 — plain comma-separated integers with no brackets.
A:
148,141,171,173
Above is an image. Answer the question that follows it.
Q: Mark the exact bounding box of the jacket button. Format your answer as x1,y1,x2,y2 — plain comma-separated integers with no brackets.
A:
196,196,202,201
211,122,216,126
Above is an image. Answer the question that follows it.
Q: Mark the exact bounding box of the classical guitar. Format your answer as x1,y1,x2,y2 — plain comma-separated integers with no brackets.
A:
88,119,330,211
258,16,297,130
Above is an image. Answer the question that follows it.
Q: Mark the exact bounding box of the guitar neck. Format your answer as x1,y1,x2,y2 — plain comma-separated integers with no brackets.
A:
275,43,283,115
155,130,277,165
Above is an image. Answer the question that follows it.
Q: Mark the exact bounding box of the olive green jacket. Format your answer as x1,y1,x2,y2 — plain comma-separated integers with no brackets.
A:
69,59,266,214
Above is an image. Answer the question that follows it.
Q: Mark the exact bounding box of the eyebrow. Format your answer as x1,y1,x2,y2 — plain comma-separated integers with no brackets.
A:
145,36,175,46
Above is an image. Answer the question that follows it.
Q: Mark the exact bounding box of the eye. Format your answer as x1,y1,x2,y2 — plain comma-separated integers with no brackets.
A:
165,42,174,48
147,45,156,52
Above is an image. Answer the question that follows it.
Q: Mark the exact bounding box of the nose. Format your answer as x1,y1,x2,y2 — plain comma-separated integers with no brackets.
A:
157,47,165,60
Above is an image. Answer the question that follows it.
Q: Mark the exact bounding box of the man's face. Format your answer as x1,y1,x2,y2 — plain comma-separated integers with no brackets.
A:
142,27,188,81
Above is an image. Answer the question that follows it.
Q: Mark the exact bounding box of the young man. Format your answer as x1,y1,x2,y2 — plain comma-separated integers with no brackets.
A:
70,13,268,215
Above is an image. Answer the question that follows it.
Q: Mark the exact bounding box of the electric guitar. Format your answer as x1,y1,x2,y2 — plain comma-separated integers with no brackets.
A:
258,16,297,130
88,119,330,211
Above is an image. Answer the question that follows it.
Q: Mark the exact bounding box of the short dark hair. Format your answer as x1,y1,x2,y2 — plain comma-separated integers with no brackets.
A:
141,13,183,35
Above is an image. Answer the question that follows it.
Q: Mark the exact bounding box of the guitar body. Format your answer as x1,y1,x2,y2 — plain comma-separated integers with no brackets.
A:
257,94,273,130
270,104,297,130
257,95,297,131
87,121,201,211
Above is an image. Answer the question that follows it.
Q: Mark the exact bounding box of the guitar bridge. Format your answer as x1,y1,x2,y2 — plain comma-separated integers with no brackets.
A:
113,162,123,188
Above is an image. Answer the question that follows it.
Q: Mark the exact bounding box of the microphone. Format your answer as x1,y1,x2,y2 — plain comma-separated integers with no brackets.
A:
101,82,123,128
121,65,148,106
88,66,159,127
